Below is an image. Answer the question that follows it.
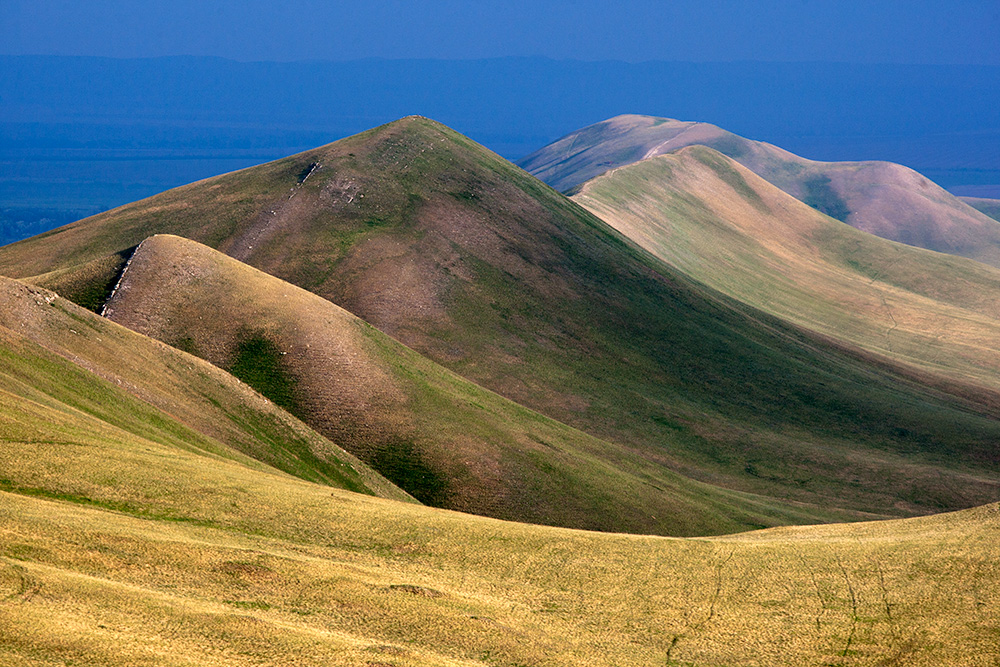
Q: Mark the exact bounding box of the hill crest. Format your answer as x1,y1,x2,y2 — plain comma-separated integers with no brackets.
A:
521,114,1000,267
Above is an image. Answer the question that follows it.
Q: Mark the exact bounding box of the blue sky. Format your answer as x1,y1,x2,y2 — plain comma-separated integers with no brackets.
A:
3,0,998,65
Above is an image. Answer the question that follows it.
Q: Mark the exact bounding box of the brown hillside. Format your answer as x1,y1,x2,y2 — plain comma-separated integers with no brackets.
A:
0,275,410,500
100,234,843,536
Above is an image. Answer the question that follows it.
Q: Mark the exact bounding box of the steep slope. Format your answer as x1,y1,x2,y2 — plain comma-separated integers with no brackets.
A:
0,275,409,501
3,117,1000,521
520,114,1000,266
95,234,835,536
574,145,1000,394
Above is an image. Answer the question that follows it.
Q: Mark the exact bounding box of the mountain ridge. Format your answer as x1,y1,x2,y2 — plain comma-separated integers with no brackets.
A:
520,114,1000,267
572,144,1000,397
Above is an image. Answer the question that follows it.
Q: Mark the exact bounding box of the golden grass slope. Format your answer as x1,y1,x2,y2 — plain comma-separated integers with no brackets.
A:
1,441,998,665
95,233,857,537
8,256,994,666
0,275,409,501
520,114,1000,267
573,145,1000,396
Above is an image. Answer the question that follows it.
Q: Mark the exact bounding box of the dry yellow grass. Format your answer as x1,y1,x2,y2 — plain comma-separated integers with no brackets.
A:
1,451,998,666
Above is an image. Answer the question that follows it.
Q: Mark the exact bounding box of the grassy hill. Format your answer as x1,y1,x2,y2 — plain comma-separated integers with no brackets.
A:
519,114,1000,267
3,256,995,664
1,115,998,665
3,116,1000,525
1,268,996,664
0,276,411,503
91,233,842,537
573,145,1000,395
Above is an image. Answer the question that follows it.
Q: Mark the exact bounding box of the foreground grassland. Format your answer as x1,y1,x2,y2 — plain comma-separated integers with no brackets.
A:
1,468,998,666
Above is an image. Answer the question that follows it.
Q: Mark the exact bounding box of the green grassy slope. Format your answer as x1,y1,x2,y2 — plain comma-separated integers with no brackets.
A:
2,116,1000,522
4,267,993,664
574,146,1000,394
519,114,1000,267
1,432,998,666
0,276,409,501
97,233,855,536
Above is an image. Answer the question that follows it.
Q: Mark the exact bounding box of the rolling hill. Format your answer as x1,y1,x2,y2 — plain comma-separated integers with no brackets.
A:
3,250,995,664
90,232,838,536
0,275,410,502
572,145,1000,395
0,265,996,664
0,280,996,663
3,116,1000,526
519,114,1000,267
1,113,998,665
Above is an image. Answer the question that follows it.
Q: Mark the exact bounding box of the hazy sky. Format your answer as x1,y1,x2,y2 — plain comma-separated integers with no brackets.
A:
3,0,998,65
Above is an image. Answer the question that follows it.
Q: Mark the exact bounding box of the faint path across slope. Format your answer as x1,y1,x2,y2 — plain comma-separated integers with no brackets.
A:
227,162,322,263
